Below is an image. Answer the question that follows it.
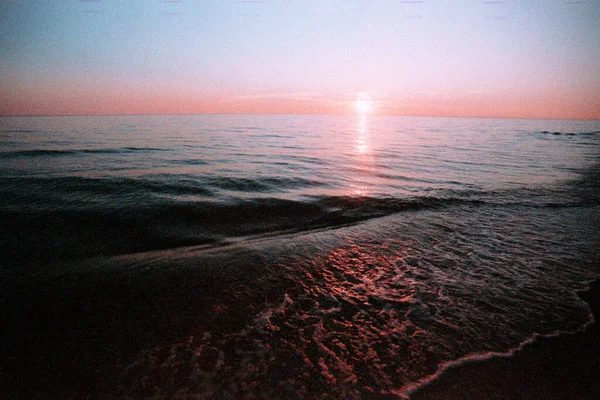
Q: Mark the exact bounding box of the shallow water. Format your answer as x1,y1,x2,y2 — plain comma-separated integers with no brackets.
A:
1,115,599,398
1,115,598,267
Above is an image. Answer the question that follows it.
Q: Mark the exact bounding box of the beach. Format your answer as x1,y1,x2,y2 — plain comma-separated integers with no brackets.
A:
3,0,600,396
2,234,598,399
1,115,599,398
409,279,600,399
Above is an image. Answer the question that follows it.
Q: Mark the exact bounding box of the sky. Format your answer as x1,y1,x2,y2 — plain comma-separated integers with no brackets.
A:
1,0,599,119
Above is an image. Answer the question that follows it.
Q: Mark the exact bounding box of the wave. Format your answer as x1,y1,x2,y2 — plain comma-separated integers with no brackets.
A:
0,147,165,158
538,130,600,136
1,129,37,133
579,130,600,136
5,187,586,268
0,194,483,267
0,175,329,204
2,173,596,215
1,165,598,267
405,279,600,399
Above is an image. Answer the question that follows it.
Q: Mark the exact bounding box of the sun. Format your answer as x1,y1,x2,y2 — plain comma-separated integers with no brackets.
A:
354,94,374,115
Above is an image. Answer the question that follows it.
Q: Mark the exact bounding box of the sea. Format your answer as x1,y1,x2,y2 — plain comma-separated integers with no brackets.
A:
1,114,599,399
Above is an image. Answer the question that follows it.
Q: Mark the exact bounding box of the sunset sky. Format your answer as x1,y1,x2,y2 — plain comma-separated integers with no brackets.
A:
1,0,599,119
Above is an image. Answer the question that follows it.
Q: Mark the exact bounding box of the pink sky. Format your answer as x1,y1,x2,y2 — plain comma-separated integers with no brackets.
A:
1,1,599,120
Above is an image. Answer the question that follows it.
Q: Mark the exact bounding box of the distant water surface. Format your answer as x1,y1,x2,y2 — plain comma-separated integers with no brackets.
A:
1,115,599,398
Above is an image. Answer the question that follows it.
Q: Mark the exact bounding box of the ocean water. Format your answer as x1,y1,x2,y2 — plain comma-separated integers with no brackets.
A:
1,114,599,398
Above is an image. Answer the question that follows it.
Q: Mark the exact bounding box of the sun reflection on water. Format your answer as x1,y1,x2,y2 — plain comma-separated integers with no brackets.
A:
351,115,374,197
356,115,369,155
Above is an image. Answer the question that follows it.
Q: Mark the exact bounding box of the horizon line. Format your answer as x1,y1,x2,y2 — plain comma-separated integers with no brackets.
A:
1,112,598,122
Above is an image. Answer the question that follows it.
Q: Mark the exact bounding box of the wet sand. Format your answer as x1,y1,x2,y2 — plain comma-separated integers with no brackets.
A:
408,279,600,400
0,247,280,399
2,243,598,399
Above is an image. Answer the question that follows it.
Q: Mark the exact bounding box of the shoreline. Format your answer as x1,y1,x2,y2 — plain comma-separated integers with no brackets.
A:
2,229,598,399
407,279,600,399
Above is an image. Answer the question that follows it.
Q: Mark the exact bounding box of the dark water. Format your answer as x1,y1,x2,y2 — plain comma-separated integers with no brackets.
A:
1,115,599,398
